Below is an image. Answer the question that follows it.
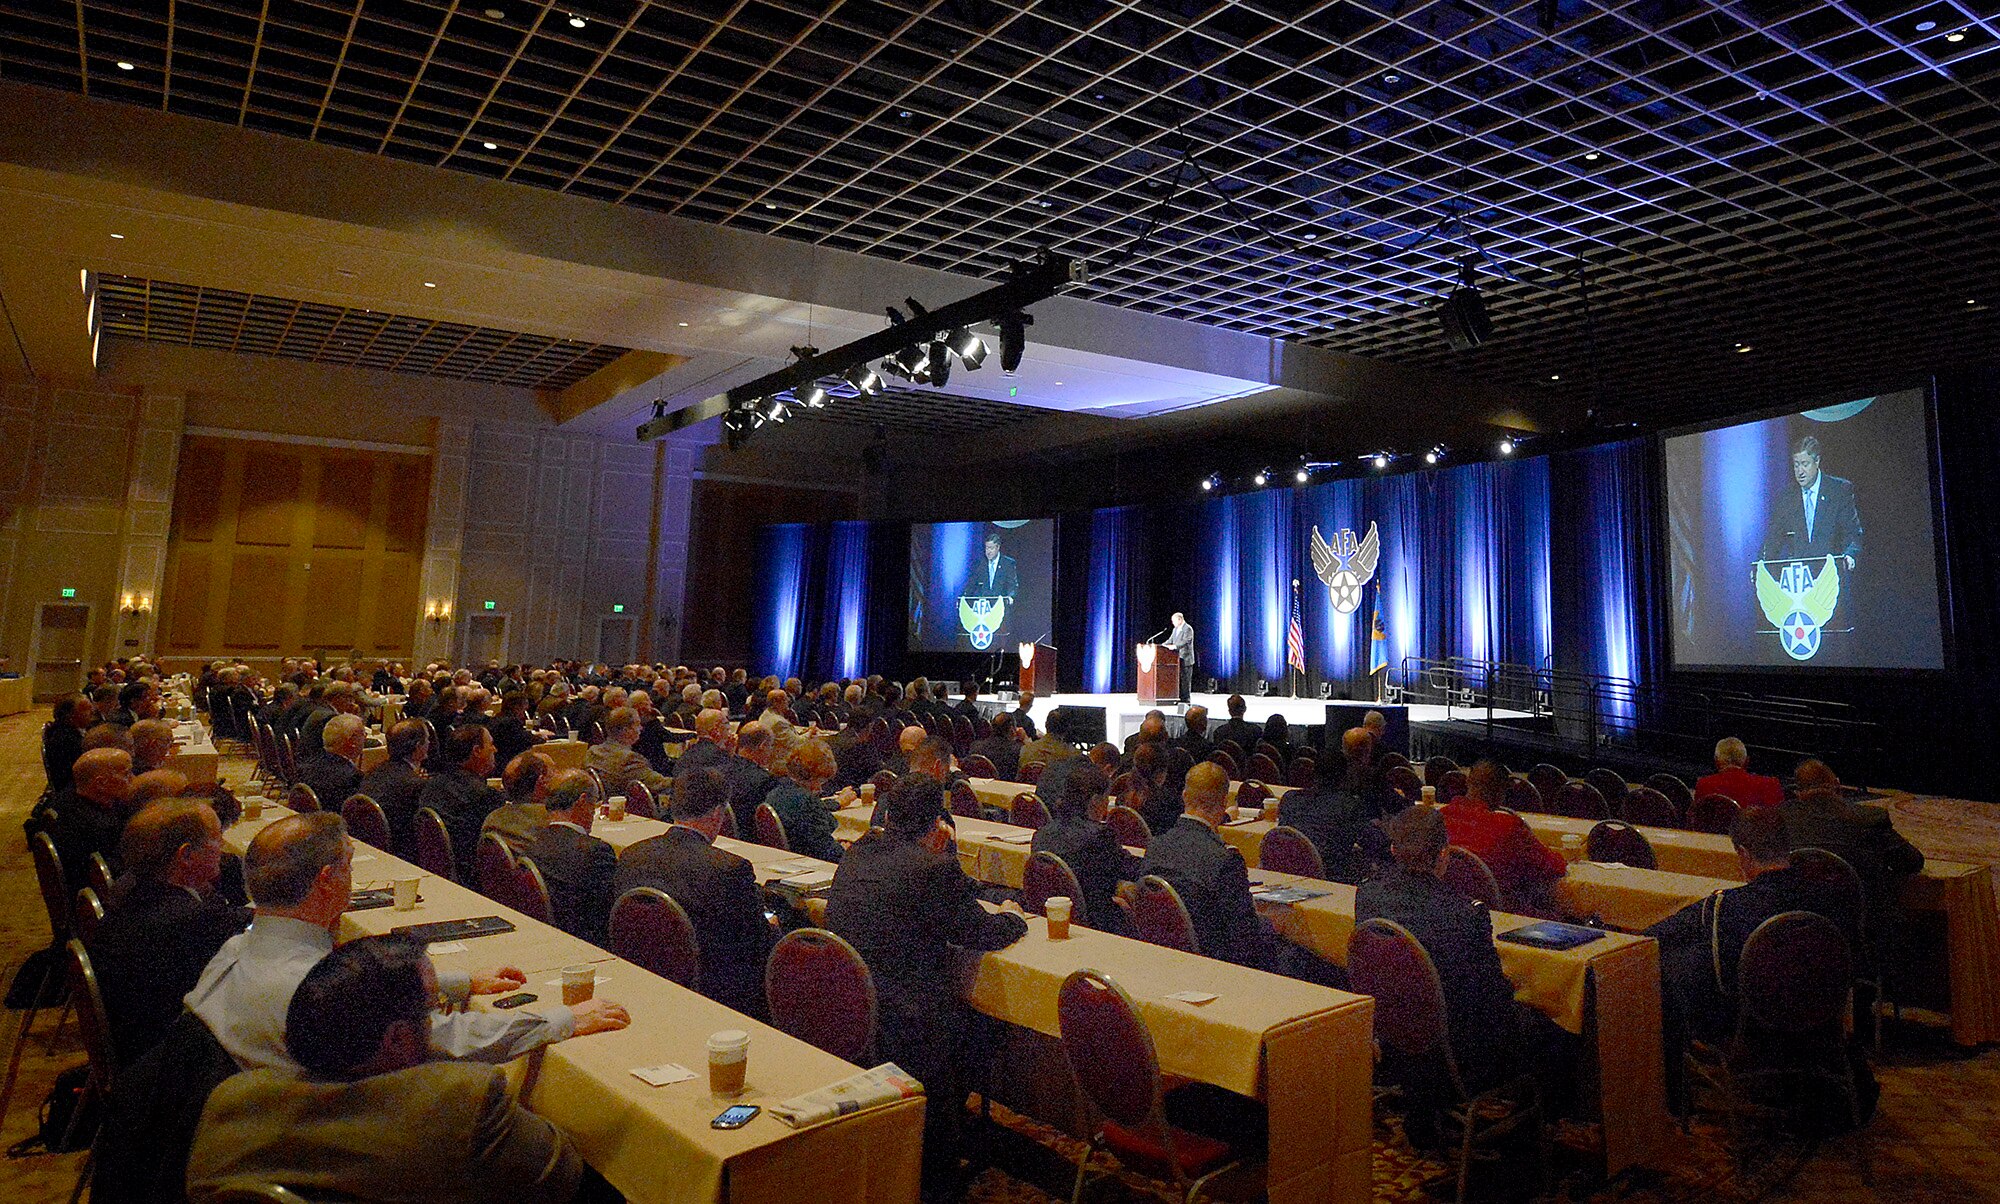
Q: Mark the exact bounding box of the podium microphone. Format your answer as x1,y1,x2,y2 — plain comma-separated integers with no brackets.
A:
1145,629,1167,643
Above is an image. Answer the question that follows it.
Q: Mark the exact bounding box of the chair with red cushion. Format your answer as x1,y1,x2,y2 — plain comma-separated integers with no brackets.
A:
1440,846,1501,909
1020,760,1047,785
609,887,701,989
1584,768,1630,809
1437,769,1470,804
1206,750,1238,779
475,832,516,900
340,794,392,851
1131,875,1200,954
285,782,320,814
411,807,456,882
1584,820,1657,870
1106,805,1152,850
766,928,877,1063
1645,773,1695,818
868,719,896,758
972,714,992,739
1384,764,1424,805
1012,793,1050,830
1619,786,1680,829
1258,827,1325,879
1056,967,1263,1204
1551,780,1609,821
1244,753,1283,784
1235,781,1271,812
951,716,976,757
1503,777,1545,815
752,803,791,851
869,769,899,793
946,779,984,819
1687,794,1741,835
507,857,556,925
1022,851,1086,923
961,753,998,779
624,780,658,820
1528,764,1568,810
1347,919,1547,1203
1214,740,1246,767
1378,751,1410,772
1789,846,1888,1046
1286,758,1316,790
1424,755,1459,787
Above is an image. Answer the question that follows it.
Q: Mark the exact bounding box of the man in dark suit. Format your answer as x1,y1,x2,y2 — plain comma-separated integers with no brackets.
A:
1172,704,1214,764
1141,762,1289,972
42,693,92,794
359,720,430,860
415,725,503,882
89,800,249,1066
1009,689,1039,741
968,534,1020,604
629,691,674,774
1762,434,1863,567
1779,760,1922,973
1277,748,1386,884
951,681,980,722
1210,695,1260,755
1030,763,1139,934
826,775,1027,1195
969,711,1023,780
519,772,617,945
296,714,366,811
722,723,782,834
298,683,360,759
613,767,775,1018
50,747,135,894
673,709,733,777
488,691,541,771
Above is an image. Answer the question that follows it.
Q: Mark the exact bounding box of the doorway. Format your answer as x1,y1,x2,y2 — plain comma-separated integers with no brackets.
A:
32,603,91,698
462,613,507,667
597,615,636,666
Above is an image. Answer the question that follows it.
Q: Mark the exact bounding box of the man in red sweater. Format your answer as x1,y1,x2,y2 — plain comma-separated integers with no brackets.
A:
1441,759,1567,913
1694,737,1785,808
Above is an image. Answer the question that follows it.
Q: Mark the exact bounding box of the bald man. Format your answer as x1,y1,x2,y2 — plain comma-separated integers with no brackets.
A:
50,747,136,893
1141,763,1293,974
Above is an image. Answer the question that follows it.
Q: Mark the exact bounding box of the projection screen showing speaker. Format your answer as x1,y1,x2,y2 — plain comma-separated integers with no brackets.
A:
907,518,1056,654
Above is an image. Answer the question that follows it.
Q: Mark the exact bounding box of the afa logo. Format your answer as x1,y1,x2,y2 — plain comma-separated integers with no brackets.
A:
1755,556,1841,662
1309,521,1381,615
958,595,1006,651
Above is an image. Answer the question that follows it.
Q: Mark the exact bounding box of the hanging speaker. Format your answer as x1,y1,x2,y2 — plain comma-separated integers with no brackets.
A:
1437,286,1492,350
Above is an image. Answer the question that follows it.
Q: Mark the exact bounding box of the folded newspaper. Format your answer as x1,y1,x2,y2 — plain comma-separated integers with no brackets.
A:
769,1063,925,1129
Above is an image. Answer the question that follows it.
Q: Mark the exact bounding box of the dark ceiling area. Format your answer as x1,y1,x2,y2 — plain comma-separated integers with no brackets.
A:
7,0,1999,425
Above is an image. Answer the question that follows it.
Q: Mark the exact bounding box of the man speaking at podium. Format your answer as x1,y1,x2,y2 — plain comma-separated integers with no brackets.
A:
1165,612,1195,704
1762,434,1862,569
973,533,1019,604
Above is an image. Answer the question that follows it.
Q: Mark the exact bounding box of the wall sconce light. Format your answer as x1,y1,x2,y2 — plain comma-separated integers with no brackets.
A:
424,600,453,623
120,593,152,616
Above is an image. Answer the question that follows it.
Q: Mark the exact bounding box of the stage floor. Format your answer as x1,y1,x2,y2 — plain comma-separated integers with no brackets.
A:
1004,691,1532,746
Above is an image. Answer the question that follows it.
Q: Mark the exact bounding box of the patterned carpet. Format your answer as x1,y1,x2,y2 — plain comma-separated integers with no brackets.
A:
0,712,1994,1203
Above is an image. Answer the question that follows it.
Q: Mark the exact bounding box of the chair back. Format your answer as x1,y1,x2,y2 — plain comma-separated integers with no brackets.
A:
72,887,105,944
1552,779,1609,821
1207,749,1238,778
766,928,877,1063
625,780,658,820
277,733,299,783
1378,751,1410,772
1347,919,1455,1070
1584,820,1657,869
411,807,456,881
717,801,740,841
1235,780,1271,811
1245,752,1283,783
950,717,975,756
868,720,897,757
1384,763,1423,804
1788,846,1867,933
869,769,898,792
1437,768,1470,803
1131,875,1199,953
63,938,117,1086
1011,793,1049,830
1020,759,1046,784
1214,739,1245,765
608,887,701,989
961,753,998,779
475,832,517,898
1645,773,1695,815
30,831,70,945
752,802,791,851
1440,845,1502,908
1618,785,1680,829
1287,757,1316,789
1687,793,1742,834
1259,826,1326,878
285,782,320,814
1736,911,1853,1033
340,794,392,850
508,856,555,924
1022,851,1085,922
1528,763,1568,808
1423,755,1459,787
1584,767,1629,805
1057,968,1164,1129
946,779,983,819
1105,805,1152,850
1502,776,1544,814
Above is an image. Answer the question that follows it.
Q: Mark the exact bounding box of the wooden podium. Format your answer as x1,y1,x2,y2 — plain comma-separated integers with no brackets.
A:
1017,642,1058,696
1135,643,1181,705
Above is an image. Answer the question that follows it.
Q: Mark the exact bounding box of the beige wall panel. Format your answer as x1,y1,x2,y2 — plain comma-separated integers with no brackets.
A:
313,456,374,549
302,556,364,648
234,450,302,545
171,440,227,541
163,546,212,651
384,461,431,552
222,553,287,649
373,556,419,652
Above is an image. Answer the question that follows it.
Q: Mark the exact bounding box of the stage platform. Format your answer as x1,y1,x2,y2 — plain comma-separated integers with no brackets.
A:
998,691,1533,748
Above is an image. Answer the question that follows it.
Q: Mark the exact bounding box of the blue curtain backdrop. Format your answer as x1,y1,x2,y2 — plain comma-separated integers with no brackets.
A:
752,520,876,682
751,523,814,681
1084,506,1150,693
1551,438,1663,723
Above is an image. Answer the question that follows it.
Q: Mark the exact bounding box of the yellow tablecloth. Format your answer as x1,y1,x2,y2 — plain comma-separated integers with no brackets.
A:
0,676,34,715
542,738,589,770
968,776,1291,815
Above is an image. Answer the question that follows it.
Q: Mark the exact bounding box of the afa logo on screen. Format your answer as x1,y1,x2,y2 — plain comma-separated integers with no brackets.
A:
1755,556,1841,662
959,595,1005,650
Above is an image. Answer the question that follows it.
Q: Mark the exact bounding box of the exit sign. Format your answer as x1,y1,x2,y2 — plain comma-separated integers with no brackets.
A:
612,604,625,614
60,588,76,598
482,600,496,611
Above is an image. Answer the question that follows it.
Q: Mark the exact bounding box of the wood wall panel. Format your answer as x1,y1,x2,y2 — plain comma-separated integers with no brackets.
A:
234,451,302,545
313,457,374,548
222,553,287,648
163,546,211,650
170,441,225,541
374,557,419,650
383,461,431,552
302,557,363,647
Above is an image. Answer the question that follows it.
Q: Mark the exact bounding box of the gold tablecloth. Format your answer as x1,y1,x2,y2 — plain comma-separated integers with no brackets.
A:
0,676,34,715
968,776,1292,816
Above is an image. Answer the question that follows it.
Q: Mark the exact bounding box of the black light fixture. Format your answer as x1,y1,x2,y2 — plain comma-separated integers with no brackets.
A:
1498,435,1516,456
1256,679,1271,696
946,327,988,369
798,383,829,409
1199,472,1221,493
1252,467,1271,487
1436,257,1492,351
1424,445,1444,465
998,311,1034,375
1372,452,1391,469
844,363,883,395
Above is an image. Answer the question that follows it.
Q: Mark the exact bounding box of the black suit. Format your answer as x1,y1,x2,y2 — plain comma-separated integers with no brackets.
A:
720,756,780,833
1009,706,1038,741
1276,786,1385,884
489,717,538,771
826,728,882,792
968,736,1020,781
296,752,362,813
1172,731,1214,765
416,768,505,882
296,704,337,757
1778,793,1922,963
614,827,775,1018
42,721,84,793
521,822,617,944
1141,816,1284,971
633,715,673,774
49,788,126,895
1211,719,1260,755
966,553,1020,603
1762,472,1863,565
358,759,427,860
88,881,249,1066
1031,812,1141,934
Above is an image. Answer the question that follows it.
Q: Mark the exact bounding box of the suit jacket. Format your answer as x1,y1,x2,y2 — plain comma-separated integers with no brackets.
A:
1696,766,1785,808
967,553,1020,601
296,703,337,757
1763,472,1863,563
92,1009,238,1204
1166,620,1196,666
722,756,781,832
521,822,617,944
1778,792,1923,948
49,787,125,895
42,721,83,793
297,751,363,812
969,735,1021,781
417,768,506,882
1277,785,1384,883
1172,731,1214,764
88,881,249,1065
1031,811,1141,932
827,727,883,791
762,780,843,863
186,1060,582,1204
1440,801,1567,900
1211,719,1260,755
1141,816,1282,970
489,716,539,770
1009,705,1038,741
586,741,672,802
1355,866,1520,1083
633,715,674,773
614,826,775,1017
825,831,1026,1084
481,802,551,857
359,759,428,860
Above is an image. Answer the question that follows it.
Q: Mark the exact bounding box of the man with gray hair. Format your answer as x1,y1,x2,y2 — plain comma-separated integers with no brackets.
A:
1696,736,1783,808
585,706,672,801
298,713,367,811
299,680,362,759
129,718,179,775
187,813,629,1073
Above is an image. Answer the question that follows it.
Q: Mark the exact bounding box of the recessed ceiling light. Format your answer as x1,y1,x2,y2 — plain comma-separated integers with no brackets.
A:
483,7,506,18
1037,199,1053,208
115,60,134,70
1733,342,1753,353
897,109,912,118
1947,28,1966,41
1969,298,1981,306
1916,19,1937,31
422,281,437,288
568,13,585,26
1583,151,1600,161
482,140,498,150
1382,73,1401,84
1053,380,1064,386
763,202,777,210
1302,232,1317,240
1549,373,1560,381
676,321,689,327
109,232,125,239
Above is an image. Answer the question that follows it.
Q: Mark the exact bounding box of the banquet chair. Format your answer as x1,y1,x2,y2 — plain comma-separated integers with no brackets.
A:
1206,750,1238,779
1424,755,1459,787
284,782,320,814
1056,968,1264,1204
475,833,517,900
961,753,998,779
1132,876,1200,954
1439,847,1502,909
950,717,975,757
1020,760,1047,785
752,803,791,852
947,780,984,819
63,938,118,1203
1109,771,1134,797
1551,780,1610,821
1584,768,1630,808
766,928,877,1063
1527,764,1569,810
1503,777,1544,814
87,852,115,901
1384,764,1424,805
718,802,740,841
1646,773,1696,817
1437,769,1470,804
869,769,899,793
1347,919,1547,1204
411,808,456,882
868,719,897,758
1,833,73,1127
972,714,993,739
1619,786,1681,830
609,888,701,990
276,733,300,786
506,857,555,925
1011,793,1050,830
1687,794,1742,835
71,888,105,945
1244,753,1283,784
1214,740,1246,768
1286,758,1316,790
1106,806,1152,851
1258,827,1326,879
624,780,658,820
1378,751,1410,772
204,1186,316,1202
1022,852,1086,923
1235,781,1271,812
1788,846,1890,1046
1584,821,1657,870
340,794,392,851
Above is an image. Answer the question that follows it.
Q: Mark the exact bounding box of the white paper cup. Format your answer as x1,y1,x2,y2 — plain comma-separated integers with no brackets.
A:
1421,785,1437,803
1561,833,1586,863
561,965,597,1006
241,797,265,821
393,876,420,911
1045,895,1072,939
606,796,627,821
707,1028,749,1095
860,783,876,803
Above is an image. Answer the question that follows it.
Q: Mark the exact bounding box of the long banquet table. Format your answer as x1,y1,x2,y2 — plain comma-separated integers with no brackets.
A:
0,676,33,716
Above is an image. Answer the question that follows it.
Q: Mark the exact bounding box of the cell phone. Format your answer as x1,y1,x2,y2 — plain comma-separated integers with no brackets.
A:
491,992,538,1009
711,1104,760,1129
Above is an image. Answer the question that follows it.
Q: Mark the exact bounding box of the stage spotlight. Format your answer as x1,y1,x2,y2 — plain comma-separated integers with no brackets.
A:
1200,473,1220,493
1295,465,1310,483
924,340,952,387
1317,681,1333,699
845,363,883,395
946,327,988,369
1424,445,1444,465
1499,436,1516,456
998,311,1034,375
798,383,829,409
1253,467,1270,487
761,396,789,424
1436,259,1492,350
890,344,929,378
1373,453,1390,470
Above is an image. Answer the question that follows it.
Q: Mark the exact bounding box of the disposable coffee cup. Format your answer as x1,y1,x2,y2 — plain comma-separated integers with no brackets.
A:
241,797,265,821
1260,801,1279,823
561,965,597,1006
707,1029,750,1096
1045,896,1072,940
861,783,876,804
1421,785,1437,803
393,876,420,911
1561,833,1586,863
606,796,627,822
1236,806,1258,823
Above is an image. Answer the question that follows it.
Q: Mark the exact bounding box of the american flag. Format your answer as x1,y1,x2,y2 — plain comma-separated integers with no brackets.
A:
1287,578,1307,675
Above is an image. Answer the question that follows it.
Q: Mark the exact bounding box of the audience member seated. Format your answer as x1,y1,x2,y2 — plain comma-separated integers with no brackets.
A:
826,775,1028,1196
89,799,250,1066
1009,688,1039,740
187,935,596,1204
361,719,431,859
629,689,674,772
762,737,845,862
1780,759,1924,973
1260,714,1294,764
1019,707,1077,783
520,770,617,944
489,690,543,769
1356,808,1576,1147
186,812,627,1073
108,679,160,728
83,721,133,754
587,706,673,801
49,746,135,892
1121,710,1168,757
721,722,780,830
1696,736,1784,808
41,693,92,793
674,707,733,777
969,711,1023,780
1440,759,1567,913
1173,704,1214,763
1030,762,1139,934
90,684,120,726
298,680,362,759
1277,744,1388,883
298,713,367,809
128,717,178,775
951,679,980,721
481,750,556,856
1121,741,1178,834
755,688,805,770
417,724,506,882
614,766,776,1018
1211,694,1260,755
